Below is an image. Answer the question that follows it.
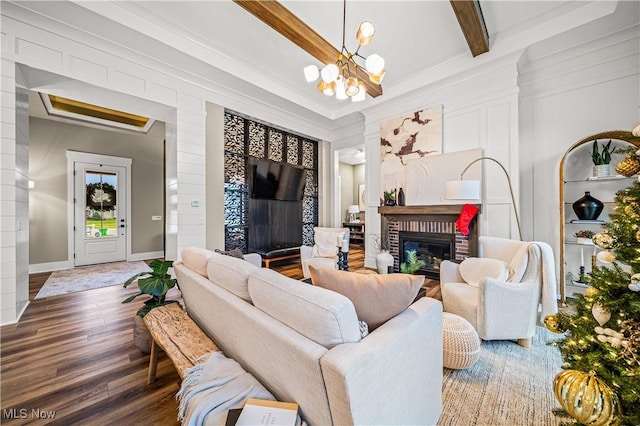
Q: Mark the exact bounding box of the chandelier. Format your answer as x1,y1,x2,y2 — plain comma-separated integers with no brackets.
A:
303,0,385,102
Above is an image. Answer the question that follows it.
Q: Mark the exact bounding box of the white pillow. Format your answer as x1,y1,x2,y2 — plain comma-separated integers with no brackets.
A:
459,257,511,288
312,228,344,258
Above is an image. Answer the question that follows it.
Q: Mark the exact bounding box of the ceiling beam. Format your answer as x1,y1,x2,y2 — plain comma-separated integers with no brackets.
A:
233,0,382,98
450,0,489,57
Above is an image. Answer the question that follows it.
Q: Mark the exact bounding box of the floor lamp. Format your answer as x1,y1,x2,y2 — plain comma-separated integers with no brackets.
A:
444,156,522,241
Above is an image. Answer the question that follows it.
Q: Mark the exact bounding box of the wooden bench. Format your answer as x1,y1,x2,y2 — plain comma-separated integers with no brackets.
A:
143,303,218,384
255,246,301,269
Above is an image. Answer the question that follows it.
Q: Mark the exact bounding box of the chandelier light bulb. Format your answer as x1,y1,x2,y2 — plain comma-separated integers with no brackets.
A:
345,77,360,97
303,65,320,82
351,83,366,102
365,54,385,75
356,21,375,46
321,64,339,83
368,69,386,84
318,80,336,96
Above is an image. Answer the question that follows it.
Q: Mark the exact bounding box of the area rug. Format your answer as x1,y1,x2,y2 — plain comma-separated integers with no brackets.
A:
438,327,564,425
35,261,151,299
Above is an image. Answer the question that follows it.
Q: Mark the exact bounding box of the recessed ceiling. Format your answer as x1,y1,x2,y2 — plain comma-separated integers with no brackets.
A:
39,93,154,133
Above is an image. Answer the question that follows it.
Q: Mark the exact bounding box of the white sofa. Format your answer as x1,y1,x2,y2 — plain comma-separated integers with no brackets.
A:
174,247,444,426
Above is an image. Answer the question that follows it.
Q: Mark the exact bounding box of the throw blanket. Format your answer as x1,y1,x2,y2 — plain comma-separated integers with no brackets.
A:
532,241,558,321
176,352,274,426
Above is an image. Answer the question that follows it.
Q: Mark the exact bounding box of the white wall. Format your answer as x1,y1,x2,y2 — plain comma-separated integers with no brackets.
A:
360,54,522,268
519,1,639,292
0,5,334,324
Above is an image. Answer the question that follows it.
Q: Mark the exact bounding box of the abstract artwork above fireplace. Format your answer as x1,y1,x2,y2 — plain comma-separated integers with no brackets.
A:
380,105,482,206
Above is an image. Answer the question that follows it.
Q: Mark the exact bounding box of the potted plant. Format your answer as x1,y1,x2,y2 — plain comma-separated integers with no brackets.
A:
574,230,595,245
400,250,427,274
383,189,396,206
122,259,178,353
591,140,616,177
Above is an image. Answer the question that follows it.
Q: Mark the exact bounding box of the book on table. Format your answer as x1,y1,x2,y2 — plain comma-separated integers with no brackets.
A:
234,398,299,426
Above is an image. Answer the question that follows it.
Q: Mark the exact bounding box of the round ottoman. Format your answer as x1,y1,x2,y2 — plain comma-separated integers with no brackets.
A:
442,312,480,369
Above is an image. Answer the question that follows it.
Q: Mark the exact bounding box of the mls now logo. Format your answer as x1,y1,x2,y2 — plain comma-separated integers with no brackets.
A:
3,408,56,419
3,409,28,419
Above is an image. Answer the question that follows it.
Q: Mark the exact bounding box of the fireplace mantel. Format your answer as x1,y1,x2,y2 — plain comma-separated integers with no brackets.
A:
378,204,480,273
378,204,481,216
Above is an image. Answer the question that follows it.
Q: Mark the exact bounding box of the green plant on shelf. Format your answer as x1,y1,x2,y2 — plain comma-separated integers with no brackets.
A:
574,230,595,239
590,140,616,165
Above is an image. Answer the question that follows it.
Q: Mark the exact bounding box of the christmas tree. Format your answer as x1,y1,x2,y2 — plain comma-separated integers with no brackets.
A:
549,177,640,425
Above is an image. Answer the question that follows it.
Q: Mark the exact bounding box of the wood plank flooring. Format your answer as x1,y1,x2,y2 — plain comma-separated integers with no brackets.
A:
1,247,439,424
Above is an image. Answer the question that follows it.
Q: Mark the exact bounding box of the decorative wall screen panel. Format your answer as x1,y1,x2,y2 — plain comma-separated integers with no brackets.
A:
286,135,299,165
224,113,245,154
223,111,318,251
268,130,284,162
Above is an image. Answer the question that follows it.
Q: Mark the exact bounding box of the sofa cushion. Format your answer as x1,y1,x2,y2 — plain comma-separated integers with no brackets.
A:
248,268,361,349
459,257,510,288
206,252,260,303
309,266,424,330
181,247,216,277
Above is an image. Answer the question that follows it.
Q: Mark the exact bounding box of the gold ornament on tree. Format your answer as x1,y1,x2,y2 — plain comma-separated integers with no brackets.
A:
544,314,562,333
635,229,640,242
592,231,615,249
597,250,616,264
615,155,640,177
553,369,622,426
585,286,600,297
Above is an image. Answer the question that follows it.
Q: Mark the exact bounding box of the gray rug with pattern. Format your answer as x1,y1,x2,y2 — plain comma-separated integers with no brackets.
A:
438,327,564,425
35,261,151,299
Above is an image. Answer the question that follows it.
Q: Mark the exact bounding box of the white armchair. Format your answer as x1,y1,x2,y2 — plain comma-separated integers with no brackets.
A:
300,227,349,279
440,236,557,347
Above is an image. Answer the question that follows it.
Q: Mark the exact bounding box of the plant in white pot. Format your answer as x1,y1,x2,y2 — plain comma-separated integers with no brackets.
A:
122,259,178,353
591,140,616,177
574,230,595,245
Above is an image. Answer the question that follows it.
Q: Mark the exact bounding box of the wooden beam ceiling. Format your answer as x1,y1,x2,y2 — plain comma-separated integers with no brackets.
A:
233,0,383,98
450,0,489,57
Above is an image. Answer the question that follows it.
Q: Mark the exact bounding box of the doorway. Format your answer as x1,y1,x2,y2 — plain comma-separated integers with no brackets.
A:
68,151,132,266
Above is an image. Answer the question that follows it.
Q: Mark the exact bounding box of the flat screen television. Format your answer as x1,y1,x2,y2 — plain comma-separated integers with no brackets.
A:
250,159,307,201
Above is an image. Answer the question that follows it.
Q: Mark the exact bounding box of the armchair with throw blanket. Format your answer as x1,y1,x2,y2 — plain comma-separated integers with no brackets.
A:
440,236,558,347
300,227,349,279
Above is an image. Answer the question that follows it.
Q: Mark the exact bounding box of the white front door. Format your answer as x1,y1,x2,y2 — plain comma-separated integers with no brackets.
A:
74,161,127,266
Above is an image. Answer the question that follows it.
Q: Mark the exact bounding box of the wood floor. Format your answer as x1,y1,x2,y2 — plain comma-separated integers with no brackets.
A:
0,247,438,425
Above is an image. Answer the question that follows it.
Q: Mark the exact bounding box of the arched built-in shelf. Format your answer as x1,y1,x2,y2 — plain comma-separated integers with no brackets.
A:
559,131,640,302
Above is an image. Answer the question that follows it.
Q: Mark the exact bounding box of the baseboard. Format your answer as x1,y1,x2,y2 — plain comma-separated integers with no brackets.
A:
1,300,30,326
29,260,73,274
129,251,165,262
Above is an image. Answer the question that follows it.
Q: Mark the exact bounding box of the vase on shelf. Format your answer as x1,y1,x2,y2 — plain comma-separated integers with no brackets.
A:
375,251,394,274
572,191,603,221
592,164,610,178
398,188,406,206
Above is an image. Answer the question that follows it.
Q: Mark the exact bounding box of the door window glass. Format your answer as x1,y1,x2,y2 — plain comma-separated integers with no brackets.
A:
85,171,117,239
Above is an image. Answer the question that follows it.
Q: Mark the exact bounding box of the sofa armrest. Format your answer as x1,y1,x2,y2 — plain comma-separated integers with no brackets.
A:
300,245,313,261
320,297,443,426
478,278,539,340
243,253,262,268
440,259,463,283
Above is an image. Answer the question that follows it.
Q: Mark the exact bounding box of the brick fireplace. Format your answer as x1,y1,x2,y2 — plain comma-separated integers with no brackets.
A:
378,205,480,278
